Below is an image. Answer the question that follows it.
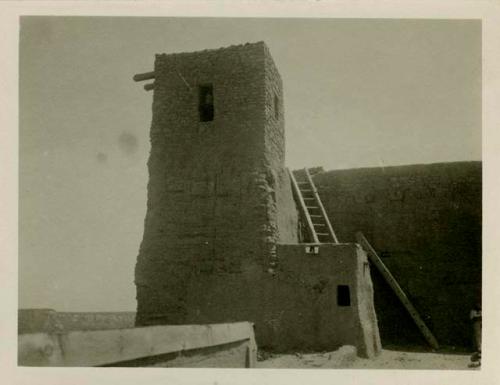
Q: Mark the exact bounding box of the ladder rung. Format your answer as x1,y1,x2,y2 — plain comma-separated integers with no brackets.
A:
310,215,322,218
300,189,313,192
303,197,315,200
306,206,319,209
313,223,325,226
297,182,309,184
317,233,330,236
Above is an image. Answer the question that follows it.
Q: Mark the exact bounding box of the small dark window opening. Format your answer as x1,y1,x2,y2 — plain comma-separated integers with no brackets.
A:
337,285,351,307
199,85,214,122
274,93,279,119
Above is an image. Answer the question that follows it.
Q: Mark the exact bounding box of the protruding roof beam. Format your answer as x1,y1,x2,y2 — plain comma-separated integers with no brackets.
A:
133,71,155,82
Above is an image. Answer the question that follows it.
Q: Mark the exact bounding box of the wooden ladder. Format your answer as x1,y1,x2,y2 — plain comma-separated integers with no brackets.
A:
356,231,439,350
288,168,339,244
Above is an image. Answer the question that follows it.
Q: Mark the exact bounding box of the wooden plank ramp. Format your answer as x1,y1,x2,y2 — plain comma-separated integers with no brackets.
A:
356,231,439,350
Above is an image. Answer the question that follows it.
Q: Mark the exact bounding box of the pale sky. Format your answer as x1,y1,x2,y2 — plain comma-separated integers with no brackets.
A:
19,17,481,311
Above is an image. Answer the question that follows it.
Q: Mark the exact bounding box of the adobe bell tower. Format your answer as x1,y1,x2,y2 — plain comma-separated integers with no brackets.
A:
134,42,298,326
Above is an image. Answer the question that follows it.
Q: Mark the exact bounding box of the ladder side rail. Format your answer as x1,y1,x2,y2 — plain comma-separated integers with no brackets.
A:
356,232,439,349
288,168,319,243
304,168,339,243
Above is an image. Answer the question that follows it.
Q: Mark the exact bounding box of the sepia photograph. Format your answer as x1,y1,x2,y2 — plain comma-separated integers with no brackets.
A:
2,2,498,383
16,15,483,370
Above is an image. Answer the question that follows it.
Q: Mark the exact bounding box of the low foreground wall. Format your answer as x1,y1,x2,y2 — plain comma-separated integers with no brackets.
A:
18,322,257,368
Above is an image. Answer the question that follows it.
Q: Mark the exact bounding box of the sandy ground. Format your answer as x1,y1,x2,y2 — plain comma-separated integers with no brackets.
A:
257,346,476,370
349,349,473,370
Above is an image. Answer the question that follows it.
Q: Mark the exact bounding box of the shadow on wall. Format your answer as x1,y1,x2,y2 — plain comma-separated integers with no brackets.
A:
312,161,482,349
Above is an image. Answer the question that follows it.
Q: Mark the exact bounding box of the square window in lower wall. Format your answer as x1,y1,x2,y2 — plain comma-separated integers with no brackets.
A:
337,285,351,306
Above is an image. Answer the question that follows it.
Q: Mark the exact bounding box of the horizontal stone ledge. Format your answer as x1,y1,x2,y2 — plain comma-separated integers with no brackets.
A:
18,321,256,368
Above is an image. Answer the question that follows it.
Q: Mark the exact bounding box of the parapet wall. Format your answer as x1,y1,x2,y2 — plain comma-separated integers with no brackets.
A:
312,161,482,348
18,309,135,334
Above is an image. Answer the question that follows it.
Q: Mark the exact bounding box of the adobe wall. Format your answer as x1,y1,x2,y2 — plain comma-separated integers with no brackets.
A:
312,161,482,348
184,243,381,358
263,44,298,247
133,43,381,356
275,243,381,357
135,42,298,327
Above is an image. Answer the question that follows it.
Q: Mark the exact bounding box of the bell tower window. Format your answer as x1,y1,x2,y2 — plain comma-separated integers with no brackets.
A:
199,84,214,122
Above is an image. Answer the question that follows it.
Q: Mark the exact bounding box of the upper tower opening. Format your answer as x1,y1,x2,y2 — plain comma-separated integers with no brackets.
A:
199,84,214,122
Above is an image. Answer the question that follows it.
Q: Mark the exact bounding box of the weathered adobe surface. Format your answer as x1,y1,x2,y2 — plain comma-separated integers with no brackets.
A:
312,161,482,348
182,243,380,358
133,43,380,356
135,42,298,327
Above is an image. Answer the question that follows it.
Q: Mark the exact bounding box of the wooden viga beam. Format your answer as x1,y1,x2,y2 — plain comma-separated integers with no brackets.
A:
133,71,155,91
133,71,155,82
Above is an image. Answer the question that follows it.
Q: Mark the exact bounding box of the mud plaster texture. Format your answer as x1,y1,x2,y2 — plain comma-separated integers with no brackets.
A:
134,42,380,357
147,243,380,357
135,42,298,326
272,244,381,357
312,161,482,349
